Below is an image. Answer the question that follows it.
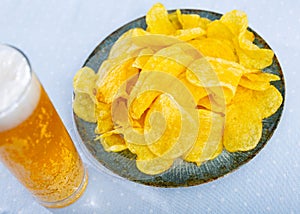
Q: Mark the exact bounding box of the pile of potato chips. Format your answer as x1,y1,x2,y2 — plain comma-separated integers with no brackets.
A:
73,3,283,175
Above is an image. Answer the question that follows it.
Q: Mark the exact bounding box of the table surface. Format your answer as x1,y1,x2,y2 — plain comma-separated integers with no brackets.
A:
0,0,299,213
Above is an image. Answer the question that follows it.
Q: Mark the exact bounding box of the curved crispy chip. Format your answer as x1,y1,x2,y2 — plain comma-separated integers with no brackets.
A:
210,141,223,160
175,27,206,41
179,75,208,103
136,157,174,175
239,72,280,91
197,95,225,113
252,85,283,119
126,139,157,160
207,20,234,41
96,58,139,104
73,66,97,99
223,102,262,152
186,57,244,104
73,67,97,122
244,71,280,82
73,93,97,122
239,77,271,91
130,91,160,120
168,10,182,30
220,10,248,35
189,38,238,62
145,94,181,157
146,3,176,35
95,102,114,134
108,28,148,59
98,131,127,152
132,48,154,69
236,40,274,69
184,109,224,165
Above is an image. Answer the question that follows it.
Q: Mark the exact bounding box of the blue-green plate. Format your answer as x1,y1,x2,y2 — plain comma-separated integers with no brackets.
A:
73,9,285,187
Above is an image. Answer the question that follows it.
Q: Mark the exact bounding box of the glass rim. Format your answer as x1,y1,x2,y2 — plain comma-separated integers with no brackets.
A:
0,43,33,116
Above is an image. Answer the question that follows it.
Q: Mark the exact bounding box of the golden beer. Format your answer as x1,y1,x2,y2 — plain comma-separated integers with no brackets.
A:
0,44,87,208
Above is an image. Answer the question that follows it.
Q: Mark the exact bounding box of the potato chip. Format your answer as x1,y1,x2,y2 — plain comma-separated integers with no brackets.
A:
96,58,139,104
136,157,174,175
146,3,176,35
176,9,211,30
98,130,127,152
168,10,182,30
73,66,97,100
239,72,280,91
132,48,154,69
244,72,280,82
175,27,206,41
109,28,148,59
188,38,238,62
126,140,157,160
223,102,262,152
210,140,223,160
73,93,97,123
207,20,234,42
220,10,248,36
197,95,225,113
73,67,97,122
238,77,271,91
251,85,283,119
94,102,114,134
142,43,197,76
178,75,208,103
244,30,255,42
236,40,274,69
130,91,161,120
145,94,181,157
186,57,244,104
223,86,261,152
184,109,224,165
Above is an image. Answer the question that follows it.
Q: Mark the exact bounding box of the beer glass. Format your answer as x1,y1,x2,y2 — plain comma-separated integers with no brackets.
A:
0,44,88,208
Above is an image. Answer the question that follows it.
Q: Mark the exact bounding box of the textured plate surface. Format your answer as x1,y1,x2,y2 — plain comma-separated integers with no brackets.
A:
73,9,285,187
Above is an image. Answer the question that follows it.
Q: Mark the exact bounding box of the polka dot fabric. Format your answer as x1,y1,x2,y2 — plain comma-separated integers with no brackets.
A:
0,0,299,213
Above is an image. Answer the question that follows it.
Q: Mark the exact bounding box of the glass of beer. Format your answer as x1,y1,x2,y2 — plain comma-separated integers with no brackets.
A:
0,44,88,208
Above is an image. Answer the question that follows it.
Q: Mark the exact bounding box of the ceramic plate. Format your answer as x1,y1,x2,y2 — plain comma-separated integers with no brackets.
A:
73,9,285,187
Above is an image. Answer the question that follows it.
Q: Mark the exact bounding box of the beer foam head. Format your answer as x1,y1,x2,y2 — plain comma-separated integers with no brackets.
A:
0,44,40,132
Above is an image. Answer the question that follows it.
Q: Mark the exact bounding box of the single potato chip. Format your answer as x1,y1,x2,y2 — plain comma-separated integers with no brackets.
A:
175,27,206,41
184,109,224,165
73,66,97,101
189,38,238,62
236,40,274,70
73,67,98,122
220,10,248,36
252,85,283,119
98,131,127,152
73,93,97,123
207,20,234,42
168,10,182,30
145,94,181,157
126,140,157,160
239,72,280,91
94,102,114,134
96,58,139,104
132,48,154,69
223,102,262,152
146,3,176,35
130,91,161,120
136,157,174,175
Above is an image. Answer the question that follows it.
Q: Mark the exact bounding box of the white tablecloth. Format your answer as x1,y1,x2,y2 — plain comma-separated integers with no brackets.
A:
0,0,299,213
